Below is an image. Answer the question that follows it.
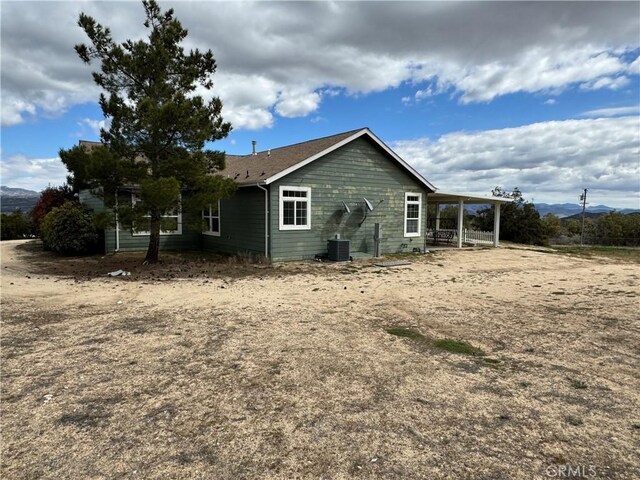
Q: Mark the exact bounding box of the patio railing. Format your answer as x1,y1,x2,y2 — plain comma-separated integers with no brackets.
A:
425,227,494,245
462,228,494,245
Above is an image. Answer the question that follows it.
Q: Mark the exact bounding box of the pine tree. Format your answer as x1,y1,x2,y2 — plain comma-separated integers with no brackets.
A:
60,0,236,262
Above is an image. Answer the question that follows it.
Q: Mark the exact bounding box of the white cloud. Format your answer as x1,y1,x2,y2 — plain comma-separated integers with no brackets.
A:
223,106,273,131
415,87,434,102
1,98,36,126
275,90,321,118
392,116,640,207
627,55,640,75
581,106,640,117
580,75,630,91
0,154,68,191
77,117,110,137
215,74,279,109
544,99,557,105
1,1,637,129
447,48,633,103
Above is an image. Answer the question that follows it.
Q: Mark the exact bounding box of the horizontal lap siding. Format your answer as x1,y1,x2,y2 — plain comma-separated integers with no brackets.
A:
79,190,106,212
108,191,199,252
202,187,265,256
79,189,109,252
113,226,199,252
81,190,199,253
270,137,429,262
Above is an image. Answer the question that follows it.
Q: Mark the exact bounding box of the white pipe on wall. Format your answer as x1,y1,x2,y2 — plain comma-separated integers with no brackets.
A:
114,188,120,252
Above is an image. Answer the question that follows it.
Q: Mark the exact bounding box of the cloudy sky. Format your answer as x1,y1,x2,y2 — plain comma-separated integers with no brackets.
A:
1,1,639,207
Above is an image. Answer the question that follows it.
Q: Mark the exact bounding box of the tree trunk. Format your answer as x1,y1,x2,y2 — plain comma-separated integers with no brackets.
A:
145,212,161,263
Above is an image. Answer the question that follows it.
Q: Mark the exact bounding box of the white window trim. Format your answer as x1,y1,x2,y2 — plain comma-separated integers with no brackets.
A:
279,186,311,231
131,192,183,236
404,192,422,237
202,201,221,237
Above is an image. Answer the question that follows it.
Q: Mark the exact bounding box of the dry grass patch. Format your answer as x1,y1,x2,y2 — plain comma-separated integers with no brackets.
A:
2,241,640,479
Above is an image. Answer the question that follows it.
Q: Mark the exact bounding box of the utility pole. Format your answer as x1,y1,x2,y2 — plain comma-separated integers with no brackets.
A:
580,188,588,246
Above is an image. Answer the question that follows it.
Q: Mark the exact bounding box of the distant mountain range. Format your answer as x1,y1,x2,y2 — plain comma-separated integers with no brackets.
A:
0,186,40,198
533,203,639,217
464,201,638,217
1,186,39,213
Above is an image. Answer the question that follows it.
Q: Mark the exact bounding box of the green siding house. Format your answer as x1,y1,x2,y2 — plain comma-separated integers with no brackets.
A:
204,128,435,261
81,128,507,261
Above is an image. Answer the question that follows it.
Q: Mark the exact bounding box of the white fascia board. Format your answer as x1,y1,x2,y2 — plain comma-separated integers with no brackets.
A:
432,191,514,204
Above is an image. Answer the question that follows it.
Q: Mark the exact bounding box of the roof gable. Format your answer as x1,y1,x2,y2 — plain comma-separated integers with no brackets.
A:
220,128,436,191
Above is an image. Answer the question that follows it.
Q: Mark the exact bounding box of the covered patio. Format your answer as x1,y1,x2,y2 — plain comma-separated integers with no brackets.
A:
426,191,512,249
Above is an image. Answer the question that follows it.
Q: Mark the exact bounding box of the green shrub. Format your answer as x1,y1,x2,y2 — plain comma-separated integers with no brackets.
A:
30,184,75,235
41,201,98,255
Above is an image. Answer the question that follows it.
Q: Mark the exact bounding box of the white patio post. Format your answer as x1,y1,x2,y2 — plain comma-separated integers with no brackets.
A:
457,199,464,248
435,202,441,230
493,203,501,247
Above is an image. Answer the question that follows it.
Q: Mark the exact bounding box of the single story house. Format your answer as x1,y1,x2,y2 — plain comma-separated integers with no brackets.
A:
80,128,510,261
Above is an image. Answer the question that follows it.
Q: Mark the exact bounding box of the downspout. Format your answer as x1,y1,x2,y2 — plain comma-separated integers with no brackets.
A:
256,183,269,259
114,188,120,252
457,199,464,249
423,191,428,254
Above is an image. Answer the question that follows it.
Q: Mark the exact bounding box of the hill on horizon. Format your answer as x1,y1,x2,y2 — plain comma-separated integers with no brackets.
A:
464,201,638,217
1,186,40,213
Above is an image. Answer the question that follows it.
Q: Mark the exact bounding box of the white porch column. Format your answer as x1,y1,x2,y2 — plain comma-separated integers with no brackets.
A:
435,202,441,230
457,199,464,248
493,203,501,247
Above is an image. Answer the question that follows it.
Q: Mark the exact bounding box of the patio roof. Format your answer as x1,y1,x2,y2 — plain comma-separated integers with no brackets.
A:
429,191,513,205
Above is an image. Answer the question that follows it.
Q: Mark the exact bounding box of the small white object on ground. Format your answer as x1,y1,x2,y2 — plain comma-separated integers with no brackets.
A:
107,270,131,276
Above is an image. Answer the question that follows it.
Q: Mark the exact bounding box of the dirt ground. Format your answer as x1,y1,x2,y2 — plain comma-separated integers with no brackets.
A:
1,240,639,479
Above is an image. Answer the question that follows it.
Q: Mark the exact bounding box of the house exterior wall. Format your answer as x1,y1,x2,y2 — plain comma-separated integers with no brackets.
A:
79,189,199,253
201,187,266,257
269,136,430,262
79,135,431,260
79,189,107,213
108,190,199,252
106,221,200,253
79,189,109,253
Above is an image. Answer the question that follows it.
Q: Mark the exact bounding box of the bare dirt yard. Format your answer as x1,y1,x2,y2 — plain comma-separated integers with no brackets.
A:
1,240,639,479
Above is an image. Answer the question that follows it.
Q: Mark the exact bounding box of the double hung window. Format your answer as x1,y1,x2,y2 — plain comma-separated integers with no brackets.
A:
131,193,182,235
202,202,221,236
279,186,311,230
404,192,422,237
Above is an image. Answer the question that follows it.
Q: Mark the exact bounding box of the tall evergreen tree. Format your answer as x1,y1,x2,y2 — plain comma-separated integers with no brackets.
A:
60,0,236,262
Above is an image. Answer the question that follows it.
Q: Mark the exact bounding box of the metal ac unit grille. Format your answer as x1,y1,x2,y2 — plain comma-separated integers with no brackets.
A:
327,239,350,262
